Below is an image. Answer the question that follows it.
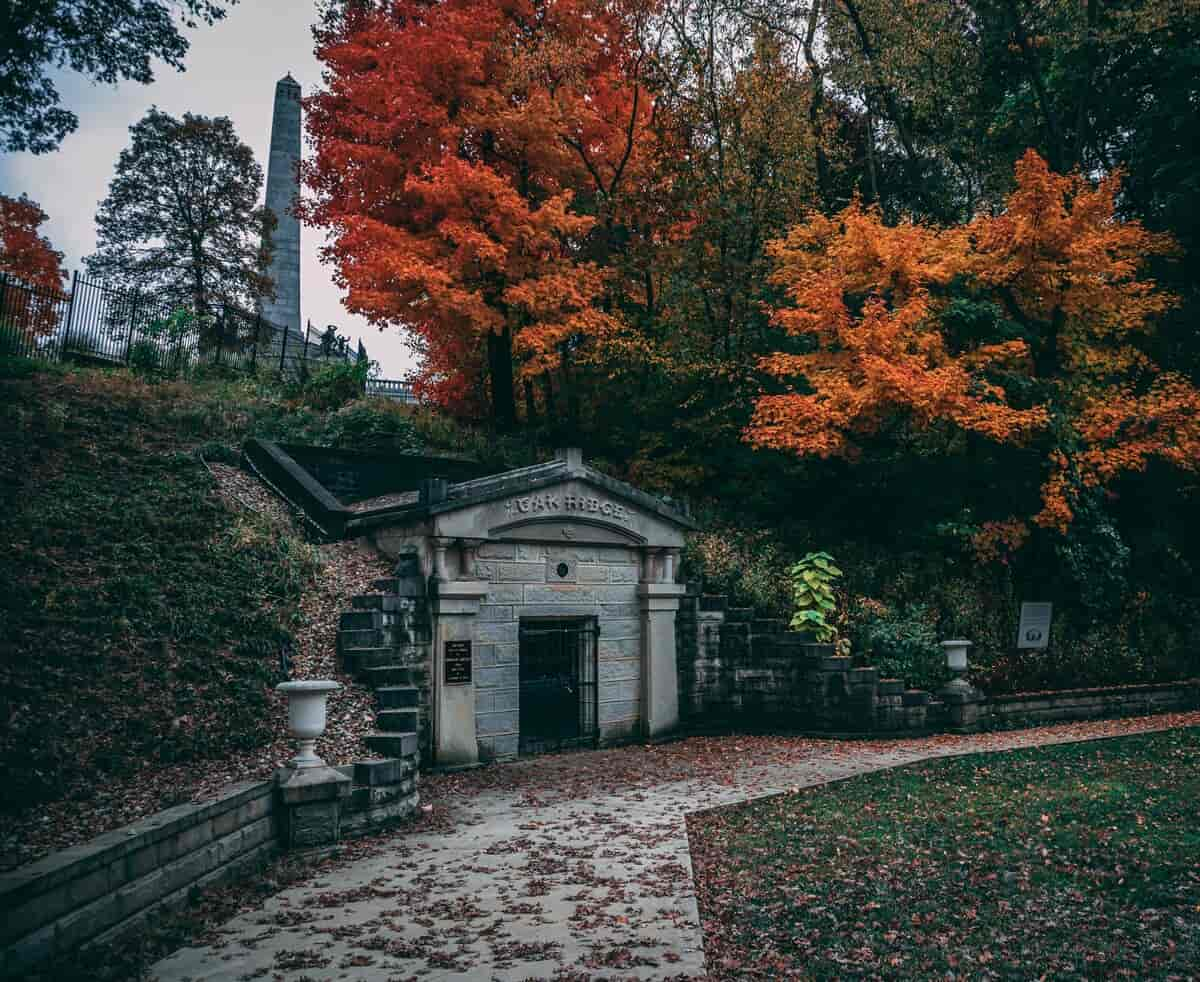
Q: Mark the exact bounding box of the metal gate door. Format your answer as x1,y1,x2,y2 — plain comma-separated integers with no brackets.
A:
518,619,599,755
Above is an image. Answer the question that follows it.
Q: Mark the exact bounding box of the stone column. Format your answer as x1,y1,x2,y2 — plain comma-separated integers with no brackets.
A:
433,579,488,766
639,550,686,738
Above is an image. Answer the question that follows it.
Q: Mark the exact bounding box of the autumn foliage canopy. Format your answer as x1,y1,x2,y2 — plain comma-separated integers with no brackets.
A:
0,193,67,337
749,150,1200,533
303,0,657,421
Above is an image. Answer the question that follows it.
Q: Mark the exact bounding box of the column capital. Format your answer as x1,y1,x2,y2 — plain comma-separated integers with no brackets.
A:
436,579,489,615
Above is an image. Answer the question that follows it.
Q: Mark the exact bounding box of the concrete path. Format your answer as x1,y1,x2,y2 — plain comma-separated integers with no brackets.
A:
150,713,1197,981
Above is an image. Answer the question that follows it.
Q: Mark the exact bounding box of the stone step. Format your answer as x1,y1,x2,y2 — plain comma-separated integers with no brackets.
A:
352,593,429,612
376,708,419,733
376,686,420,708
342,647,402,672
339,610,397,631
338,627,415,649
370,577,427,597
364,731,419,758
359,664,421,686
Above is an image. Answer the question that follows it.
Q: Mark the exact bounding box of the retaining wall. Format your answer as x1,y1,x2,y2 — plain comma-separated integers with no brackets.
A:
982,680,1200,728
677,584,1200,734
1,750,421,978
0,780,276,978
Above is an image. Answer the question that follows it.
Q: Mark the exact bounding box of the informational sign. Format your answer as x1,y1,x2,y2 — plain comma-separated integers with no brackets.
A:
444,640,473,685
1017,602,1053,649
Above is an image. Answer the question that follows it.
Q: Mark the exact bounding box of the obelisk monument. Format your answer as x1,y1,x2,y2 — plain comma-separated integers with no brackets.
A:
261,73,302,335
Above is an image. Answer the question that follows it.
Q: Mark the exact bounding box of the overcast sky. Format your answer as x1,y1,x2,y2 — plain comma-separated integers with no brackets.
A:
0,0,417,377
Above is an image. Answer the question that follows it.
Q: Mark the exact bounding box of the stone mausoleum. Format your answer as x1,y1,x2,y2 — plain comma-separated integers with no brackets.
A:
247,440,696,767
362,448,695,766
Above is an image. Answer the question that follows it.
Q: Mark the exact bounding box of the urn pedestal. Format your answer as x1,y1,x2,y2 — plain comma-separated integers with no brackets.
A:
275,680,350,849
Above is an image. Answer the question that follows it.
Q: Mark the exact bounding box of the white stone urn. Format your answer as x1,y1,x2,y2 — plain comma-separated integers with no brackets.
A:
276,680,341,769
941,640,972,684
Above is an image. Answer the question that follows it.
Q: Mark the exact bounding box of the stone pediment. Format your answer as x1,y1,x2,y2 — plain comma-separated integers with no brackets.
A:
426,453,694,548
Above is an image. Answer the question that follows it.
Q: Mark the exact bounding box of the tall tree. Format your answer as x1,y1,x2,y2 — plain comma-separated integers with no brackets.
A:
749,151,1199,535
0,193,67,337
86,109,274,325
0,0,235,154
303,0,658,426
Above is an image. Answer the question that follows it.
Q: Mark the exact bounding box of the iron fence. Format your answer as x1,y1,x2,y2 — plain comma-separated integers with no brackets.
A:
0,270,364,378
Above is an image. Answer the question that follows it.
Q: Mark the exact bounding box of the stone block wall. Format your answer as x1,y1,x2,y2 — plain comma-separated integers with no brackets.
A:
677,587,931,733
0,780,276,979
472,541,643,758
981,681,1199,728
1,747,423,978
677,584,1199,736
340,756,421,837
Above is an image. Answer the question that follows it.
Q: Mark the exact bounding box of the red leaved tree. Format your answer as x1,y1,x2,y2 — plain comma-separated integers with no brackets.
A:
0,194,67,339
302,0,658,425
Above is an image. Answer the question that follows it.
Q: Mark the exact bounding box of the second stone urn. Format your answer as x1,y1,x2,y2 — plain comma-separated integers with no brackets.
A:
276,680,341,769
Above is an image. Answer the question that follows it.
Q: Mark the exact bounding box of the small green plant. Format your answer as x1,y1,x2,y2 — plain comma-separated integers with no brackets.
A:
789,551,842,642
295,358,370,410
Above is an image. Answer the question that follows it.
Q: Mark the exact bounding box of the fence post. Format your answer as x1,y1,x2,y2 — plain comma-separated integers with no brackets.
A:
61,270,79,359
124,293,140,364
215,304,226,366
278,320,288,374
250,313,261,372
301,320,309,374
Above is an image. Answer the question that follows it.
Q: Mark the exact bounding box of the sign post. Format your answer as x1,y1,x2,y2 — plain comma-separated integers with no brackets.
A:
1017,602,1053,649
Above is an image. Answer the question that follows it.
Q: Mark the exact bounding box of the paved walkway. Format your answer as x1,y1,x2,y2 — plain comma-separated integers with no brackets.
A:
150,713,1198,981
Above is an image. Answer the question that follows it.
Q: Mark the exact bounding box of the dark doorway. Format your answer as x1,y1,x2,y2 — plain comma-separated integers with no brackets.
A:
518,618,599,755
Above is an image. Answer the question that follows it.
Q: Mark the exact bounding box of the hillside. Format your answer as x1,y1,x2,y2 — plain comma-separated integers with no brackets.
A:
0,363,437,869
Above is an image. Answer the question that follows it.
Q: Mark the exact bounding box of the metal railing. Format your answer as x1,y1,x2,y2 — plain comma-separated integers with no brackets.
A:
0,270,362,378
364,377,419,404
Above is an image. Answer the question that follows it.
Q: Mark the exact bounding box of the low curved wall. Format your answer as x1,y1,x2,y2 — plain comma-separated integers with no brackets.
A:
0,751,421,978
0,780,276,979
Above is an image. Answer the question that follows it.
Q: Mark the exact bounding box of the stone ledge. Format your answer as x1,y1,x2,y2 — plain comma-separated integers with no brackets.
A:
1,791,278,979
0,779,272,924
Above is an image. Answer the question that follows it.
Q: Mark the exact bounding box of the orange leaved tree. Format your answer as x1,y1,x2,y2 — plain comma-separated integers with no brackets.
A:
749,150,1200,535
302,0,658,426
0,194,67,339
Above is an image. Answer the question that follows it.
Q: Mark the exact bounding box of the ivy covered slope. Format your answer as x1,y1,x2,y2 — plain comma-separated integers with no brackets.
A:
0,364,316,829
0,360,525,846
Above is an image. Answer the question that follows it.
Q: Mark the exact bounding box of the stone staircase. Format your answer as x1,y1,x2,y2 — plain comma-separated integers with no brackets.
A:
337,557,433,762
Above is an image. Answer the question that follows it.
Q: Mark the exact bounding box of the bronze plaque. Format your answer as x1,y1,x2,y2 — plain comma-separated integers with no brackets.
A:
444,640,472,685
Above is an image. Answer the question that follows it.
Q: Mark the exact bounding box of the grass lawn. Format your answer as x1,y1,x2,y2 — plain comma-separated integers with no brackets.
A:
689,728,1200,980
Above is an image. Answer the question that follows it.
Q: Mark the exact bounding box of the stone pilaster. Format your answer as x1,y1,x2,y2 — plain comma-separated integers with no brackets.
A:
638,581,687,739
433,579,488,766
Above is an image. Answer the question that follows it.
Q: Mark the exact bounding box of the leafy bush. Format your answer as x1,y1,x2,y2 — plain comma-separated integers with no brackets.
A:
848,600,950,690
294,358,369,410
683,524,792,616
128,338,161,377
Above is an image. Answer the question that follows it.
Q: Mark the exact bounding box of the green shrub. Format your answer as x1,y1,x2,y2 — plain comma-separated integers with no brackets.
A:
849,600,950,690
295,359,369,410
683,524,792,616
128,338,161,377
